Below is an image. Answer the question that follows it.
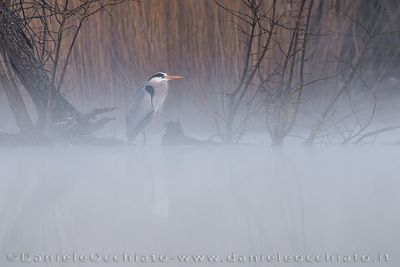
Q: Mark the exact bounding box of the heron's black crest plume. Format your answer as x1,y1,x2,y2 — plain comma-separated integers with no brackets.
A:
148,72,166,80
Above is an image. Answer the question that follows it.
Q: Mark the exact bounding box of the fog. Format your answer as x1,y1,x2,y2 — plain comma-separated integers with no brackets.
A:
0,146,399,266
1,0,400,265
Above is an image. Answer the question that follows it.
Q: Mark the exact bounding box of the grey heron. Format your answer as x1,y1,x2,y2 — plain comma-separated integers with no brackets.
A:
126,72,183,143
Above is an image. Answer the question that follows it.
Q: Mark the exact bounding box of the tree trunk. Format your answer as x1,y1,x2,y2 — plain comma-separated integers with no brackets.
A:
0,1,79,130
271,135,284,146
0,2,116,143
0,51,33,132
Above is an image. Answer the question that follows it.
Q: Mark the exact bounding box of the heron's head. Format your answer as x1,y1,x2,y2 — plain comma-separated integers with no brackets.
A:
148,72,183,83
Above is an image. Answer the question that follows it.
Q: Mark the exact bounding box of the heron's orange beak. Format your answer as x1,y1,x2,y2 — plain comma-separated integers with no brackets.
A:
166,75,184,80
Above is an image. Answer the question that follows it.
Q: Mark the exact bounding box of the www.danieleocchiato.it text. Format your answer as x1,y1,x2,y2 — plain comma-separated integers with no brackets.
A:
6,252,390,264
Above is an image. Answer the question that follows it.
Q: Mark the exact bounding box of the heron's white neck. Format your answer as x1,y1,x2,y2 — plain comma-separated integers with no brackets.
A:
150,81,169,112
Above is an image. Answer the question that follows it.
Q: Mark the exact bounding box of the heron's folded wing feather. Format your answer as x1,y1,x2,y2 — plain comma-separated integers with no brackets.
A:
126,85,154,140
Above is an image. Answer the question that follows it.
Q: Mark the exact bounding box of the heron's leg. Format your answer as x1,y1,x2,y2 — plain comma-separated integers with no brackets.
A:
142,129,147,145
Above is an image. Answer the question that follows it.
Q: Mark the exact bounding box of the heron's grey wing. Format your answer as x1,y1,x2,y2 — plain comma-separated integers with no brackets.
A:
126,85,155,141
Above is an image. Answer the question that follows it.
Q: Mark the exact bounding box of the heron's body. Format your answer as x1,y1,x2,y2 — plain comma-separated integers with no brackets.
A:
126,72,183,142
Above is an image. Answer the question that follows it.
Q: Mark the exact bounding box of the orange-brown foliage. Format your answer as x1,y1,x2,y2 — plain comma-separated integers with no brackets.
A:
48,0,399,112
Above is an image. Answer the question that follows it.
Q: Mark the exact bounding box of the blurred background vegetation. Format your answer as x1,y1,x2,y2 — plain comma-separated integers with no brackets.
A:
1,0,400,143
60,0,400,107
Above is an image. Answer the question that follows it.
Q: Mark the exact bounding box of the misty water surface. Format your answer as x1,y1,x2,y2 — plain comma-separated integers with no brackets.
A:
0,146,399,266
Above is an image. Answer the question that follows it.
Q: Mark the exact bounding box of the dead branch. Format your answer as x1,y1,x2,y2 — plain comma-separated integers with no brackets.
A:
354,126,400,144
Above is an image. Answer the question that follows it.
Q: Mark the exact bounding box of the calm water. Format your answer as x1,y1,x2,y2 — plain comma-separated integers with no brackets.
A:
0,146,399,266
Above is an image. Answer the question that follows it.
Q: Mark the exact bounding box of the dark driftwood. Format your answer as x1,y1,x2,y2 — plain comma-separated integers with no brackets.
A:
162,121,220,146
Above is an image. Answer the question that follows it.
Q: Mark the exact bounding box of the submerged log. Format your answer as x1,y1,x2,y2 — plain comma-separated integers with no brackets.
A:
162,121,220,146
